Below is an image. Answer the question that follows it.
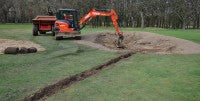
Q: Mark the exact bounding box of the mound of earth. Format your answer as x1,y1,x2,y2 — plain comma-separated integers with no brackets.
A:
0,39,45,54
75,32,200,54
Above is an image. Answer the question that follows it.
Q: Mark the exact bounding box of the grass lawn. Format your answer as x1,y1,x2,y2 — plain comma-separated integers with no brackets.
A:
0,24,200,101
0,24,118,101
48,54,200,101
47,27,200,101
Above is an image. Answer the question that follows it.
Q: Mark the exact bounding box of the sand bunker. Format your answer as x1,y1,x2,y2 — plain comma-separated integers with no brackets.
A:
0,39,45,54
75,32,200,54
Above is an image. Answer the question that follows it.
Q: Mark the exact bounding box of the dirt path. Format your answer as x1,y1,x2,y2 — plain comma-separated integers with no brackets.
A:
24,52,135,101
75,32,200,54
0,39,45,54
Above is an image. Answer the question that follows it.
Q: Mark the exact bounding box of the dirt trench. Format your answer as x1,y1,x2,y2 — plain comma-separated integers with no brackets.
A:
24,52,135,101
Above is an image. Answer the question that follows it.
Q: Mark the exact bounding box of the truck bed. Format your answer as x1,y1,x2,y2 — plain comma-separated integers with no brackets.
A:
32,16,57,21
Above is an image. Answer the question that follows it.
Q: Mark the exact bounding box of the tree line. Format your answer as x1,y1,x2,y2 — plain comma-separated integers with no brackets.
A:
0,0,200,29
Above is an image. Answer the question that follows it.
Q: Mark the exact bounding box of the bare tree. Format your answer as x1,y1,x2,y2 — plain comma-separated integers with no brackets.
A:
0,0,199,29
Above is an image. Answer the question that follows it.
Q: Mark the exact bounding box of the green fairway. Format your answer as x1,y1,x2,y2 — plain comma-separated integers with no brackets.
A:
0,24,200,101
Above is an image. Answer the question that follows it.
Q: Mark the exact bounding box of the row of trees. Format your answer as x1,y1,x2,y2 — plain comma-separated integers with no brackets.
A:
1,0,200,29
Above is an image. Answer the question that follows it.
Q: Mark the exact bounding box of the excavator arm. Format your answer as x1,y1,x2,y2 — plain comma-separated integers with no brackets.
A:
79,8,124,48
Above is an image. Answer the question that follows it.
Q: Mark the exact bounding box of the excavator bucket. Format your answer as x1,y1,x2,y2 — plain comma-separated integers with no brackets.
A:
116,35,125,48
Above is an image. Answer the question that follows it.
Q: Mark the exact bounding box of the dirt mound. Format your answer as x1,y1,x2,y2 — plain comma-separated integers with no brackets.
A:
0,39,45,54
75,32,200,54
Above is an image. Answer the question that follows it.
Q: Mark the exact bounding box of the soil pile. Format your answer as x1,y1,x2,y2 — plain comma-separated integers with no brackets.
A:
75,32,200,54
0,39,45,54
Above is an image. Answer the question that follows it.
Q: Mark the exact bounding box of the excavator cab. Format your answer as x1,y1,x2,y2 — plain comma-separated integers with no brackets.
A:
54,9,81,40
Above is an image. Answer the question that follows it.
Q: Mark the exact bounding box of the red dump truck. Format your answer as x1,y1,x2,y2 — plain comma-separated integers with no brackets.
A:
32,16,57,36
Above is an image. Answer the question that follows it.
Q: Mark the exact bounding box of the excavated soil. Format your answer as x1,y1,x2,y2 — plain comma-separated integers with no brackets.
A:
0,39,45,54
75,32,200,54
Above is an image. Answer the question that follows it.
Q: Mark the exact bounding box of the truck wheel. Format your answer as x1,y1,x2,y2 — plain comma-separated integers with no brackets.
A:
52,31,55,36
55,36,63,40
75,36,82,40
52,26,56,36
33,25,38,36
40,31,46,34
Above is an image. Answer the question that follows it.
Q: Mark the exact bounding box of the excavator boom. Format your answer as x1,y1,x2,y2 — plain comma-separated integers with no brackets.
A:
79,8,124,48
79,9,122,35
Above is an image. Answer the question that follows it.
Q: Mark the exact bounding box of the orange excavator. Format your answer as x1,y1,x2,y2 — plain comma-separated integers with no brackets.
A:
53,8,124,47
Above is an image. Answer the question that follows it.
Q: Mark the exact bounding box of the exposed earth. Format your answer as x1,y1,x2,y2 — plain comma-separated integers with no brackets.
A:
0,39,45,54
75,32,200,54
